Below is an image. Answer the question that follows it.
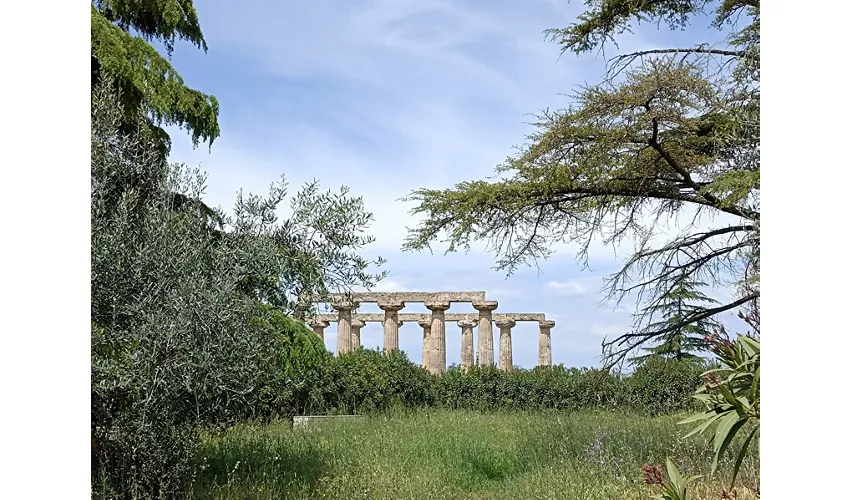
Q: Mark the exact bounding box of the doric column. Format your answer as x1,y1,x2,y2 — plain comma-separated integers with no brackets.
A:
458,319,477,373
307,319,330,341
350,318,365,350
332,300,358,355
538,320,555,366
473,301,498,366
425,300,450,375
378,300,405,353
495,318,516,372
418,319,432,370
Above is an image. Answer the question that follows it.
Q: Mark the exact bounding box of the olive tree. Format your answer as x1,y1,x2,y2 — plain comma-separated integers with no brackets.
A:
91,81,385,497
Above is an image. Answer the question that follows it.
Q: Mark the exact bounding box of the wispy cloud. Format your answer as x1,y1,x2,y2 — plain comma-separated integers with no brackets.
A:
546,280,586,297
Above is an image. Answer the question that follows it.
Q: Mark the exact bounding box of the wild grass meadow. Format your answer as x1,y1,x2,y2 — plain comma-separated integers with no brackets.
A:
187,410,759,500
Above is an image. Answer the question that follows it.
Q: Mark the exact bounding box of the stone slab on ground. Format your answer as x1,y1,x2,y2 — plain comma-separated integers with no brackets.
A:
292,415,367,428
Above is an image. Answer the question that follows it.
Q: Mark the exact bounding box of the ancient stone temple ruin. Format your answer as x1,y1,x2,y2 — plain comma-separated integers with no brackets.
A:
304,292,555,375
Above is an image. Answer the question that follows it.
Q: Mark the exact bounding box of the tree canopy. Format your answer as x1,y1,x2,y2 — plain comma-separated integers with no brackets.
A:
402,0,760,366
91,0,220,156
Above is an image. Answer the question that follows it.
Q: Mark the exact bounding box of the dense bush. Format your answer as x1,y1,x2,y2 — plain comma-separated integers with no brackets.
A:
259,350,704,417
437,365,627,411
250,306,336,419
325,349,436,413
626,355,706,415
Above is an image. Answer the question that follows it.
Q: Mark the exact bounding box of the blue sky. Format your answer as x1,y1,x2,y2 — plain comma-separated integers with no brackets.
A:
164,0,746,369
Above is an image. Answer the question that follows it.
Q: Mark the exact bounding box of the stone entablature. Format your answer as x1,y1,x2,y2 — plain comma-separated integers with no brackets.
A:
302,291,555,374
309,291,486,304
310,313,547,323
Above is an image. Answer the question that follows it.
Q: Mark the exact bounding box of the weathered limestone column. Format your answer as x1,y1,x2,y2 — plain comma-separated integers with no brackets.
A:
350,319,365,350
333,300,358,355
378,300,405,353
418,319,432,370
458,319,477,373
425,301,450,375
473,301,498,366
538,320,555,366
495,318,516,372
307,319,330,341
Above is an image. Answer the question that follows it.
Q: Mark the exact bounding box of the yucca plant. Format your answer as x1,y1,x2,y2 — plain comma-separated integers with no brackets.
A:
679,308,760,491
642,458,701,500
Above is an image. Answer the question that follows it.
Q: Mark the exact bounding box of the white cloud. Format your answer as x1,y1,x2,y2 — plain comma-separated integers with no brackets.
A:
546,280,586,297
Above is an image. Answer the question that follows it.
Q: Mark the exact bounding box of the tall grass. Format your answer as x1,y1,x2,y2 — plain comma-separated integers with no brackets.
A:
187,410,759,499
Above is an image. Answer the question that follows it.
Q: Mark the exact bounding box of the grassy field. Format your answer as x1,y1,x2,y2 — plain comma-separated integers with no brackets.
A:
187,410,759,499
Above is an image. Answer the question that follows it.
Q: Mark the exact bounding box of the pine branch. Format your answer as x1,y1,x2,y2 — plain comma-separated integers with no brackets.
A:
614,47,752,61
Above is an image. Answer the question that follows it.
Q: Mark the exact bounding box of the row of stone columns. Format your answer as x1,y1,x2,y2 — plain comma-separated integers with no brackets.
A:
307,299,555,375
420,316,555,373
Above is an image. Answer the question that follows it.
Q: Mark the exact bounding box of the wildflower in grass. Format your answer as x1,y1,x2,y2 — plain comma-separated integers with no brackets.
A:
642,464,665,486
642,459,700,500
586,434,606,467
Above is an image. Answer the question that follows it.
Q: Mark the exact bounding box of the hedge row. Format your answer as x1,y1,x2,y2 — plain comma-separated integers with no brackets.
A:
270,321,708,418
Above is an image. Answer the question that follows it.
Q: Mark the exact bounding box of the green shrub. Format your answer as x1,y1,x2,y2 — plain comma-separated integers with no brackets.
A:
326,348,435,414
626,355,705,415
217,345,708,419
271,350,703,417
437,365,629,412
250,306,335,419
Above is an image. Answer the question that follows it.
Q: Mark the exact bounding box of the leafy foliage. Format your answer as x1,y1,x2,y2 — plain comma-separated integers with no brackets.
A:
643,458,702,500
91,81,386,498
627,355,705,415
91,0,219,155
438,365,629,412
249,306,335,419
639,310,760,500
402,0,760,366
326,349,437,414
679,309,759,490
277,354,703,416
229,180,389,317
544,1,759,57
91,100,273,495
